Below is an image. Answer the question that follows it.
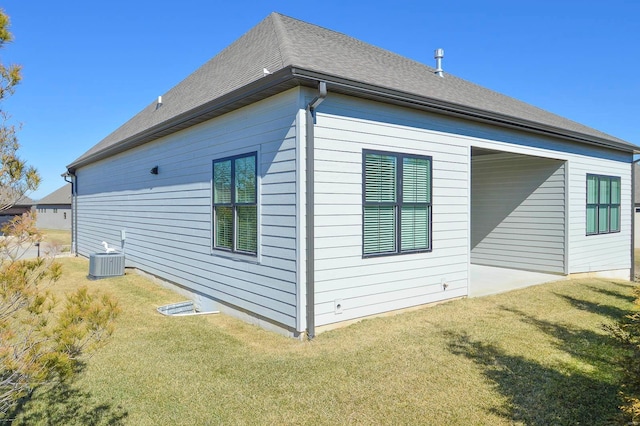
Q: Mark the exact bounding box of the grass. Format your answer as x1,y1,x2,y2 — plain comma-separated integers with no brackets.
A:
10,257,639,425
39,229,71,246
39,229,71,253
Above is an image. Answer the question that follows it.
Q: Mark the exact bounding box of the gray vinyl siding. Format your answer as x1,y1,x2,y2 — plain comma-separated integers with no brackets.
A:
466,124,631,276
36,205,71,230
75,83,632,336
467,140,631,276
310,92,470,327
75,89,302,330
471,153,566,273
635,210,640,248
568,158,631,273
308,90,631,328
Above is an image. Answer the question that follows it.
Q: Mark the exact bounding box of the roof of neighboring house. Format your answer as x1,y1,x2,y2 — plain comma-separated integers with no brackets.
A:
68,12,637,171
36,183,72,206
0,191,34,205
0,194,34,212
14,195,34,207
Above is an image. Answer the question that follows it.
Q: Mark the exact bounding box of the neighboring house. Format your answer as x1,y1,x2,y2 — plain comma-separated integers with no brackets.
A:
0,195,34,229
66,13,638,338
35,183,72,230
635,163,640,247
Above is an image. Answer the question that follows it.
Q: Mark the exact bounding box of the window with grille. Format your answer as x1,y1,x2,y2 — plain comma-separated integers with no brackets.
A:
586,174,620,235
363,150,432,256
213,152,257,255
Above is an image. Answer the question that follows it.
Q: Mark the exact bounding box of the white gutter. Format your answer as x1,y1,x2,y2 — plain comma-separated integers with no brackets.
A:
289,68,638,154
305,81,327,340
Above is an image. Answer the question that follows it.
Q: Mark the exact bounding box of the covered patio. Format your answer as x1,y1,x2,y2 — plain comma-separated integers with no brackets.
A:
469,264,566,297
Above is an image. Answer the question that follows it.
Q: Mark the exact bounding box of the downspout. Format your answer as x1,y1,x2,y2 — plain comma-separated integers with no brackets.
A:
63,171,77,256
305,81,327,340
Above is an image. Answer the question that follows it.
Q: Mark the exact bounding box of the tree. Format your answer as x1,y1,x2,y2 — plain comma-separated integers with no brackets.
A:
0,9,120,419
0,10,38,211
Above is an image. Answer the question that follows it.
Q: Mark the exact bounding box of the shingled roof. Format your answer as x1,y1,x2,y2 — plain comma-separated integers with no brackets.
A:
68,12,636,171
36,184,71,206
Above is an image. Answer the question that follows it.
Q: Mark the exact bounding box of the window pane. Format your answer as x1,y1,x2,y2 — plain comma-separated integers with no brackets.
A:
363,205,396,254
611,177,621,204
214,160,232,203
586,205,597,234
599,177,610,204
235,155,256,204
586,175,598,204
365,154,396,202
586,174,621,236
403,157,431,203
610,205,620,232
598,205,609,233
401,205,429,251
214,206,233,249
236,206,257,253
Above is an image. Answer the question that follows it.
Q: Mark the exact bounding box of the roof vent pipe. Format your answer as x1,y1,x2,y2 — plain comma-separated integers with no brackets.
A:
434,48,444,77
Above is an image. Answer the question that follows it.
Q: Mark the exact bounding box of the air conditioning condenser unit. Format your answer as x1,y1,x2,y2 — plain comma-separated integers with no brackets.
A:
89,252,125,279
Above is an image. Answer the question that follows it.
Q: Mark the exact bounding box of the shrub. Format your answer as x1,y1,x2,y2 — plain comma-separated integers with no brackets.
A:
0,213,120,419
607,286,640,423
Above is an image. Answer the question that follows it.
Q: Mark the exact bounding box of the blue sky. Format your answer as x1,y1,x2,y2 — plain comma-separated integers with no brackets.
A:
1,0,638,199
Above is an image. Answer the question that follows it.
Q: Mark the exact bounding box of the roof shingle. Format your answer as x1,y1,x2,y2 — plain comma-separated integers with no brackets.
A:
36,184,71,206
69,12,636,169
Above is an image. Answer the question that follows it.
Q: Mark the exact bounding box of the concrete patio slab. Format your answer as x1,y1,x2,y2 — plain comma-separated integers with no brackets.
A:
470,264,566,297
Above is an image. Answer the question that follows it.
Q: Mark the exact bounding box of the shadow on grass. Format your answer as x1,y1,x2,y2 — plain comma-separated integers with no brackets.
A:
7,381,128,426
446,291,629,425
584,285,636,304
553,293,631,322
501,306,623,373
447,331,620,425
603,280,639,293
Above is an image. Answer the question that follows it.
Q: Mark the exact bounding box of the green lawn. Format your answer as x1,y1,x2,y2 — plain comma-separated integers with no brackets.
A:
11,257,638,425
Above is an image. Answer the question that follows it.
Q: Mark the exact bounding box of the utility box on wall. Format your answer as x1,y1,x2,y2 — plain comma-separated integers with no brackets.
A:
89,253,125,279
